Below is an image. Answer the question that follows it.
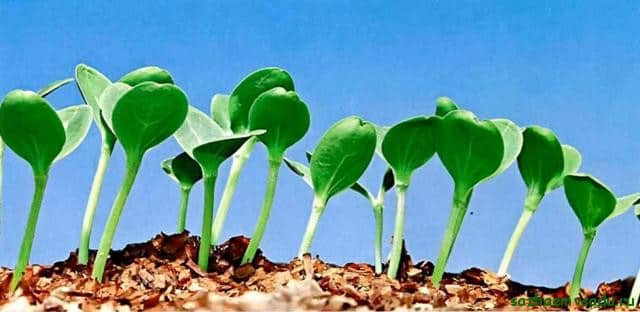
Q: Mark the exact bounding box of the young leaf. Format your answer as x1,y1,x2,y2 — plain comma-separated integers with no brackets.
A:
162,152,203,189
435,96,459,117
228,67,294,133
112,82,189,159
119,66,174,86
38,78,74,97
55,105,93,162
636,205,640,221
283,157,313,188
248,87,310,159
485,118,523,180
605,193,640,221
98,82,132,133
548,145,582,190
0,91,66,175
211,94,231,133
564,173,616,232
517,126,565,196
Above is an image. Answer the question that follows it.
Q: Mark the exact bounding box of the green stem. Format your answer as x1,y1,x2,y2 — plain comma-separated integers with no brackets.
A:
241,157,281,264
210,137,256,245
78,143,113,265
298,196,326,258
630,266,640,307
10,174,49,291
0,139,4,238
387,184,408,279
198,173,218,271
569,232,596,300
373,201,384,274
91,158,141,282
177,187,191,233
432,184,472,288
497,192,541,276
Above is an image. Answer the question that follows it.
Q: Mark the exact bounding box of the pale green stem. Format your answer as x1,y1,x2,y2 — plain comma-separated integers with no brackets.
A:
629,266,640,307
198,173,218,271
497,192,541,276
0,139,4,238
78,143,113,265
387,184,408,279
569,231,596,300
241,157,281,264
10,174,49,291
373,201,384,274
432,185,472,288
298,196,326,258
210,137,256,245
177,187,191,233
91,159,141,282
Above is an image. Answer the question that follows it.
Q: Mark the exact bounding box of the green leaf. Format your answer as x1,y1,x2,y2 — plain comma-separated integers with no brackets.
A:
119,66,174,86
310,116,377,201
606,193,640,222
228,67,294,133
38,78,74,98
435,96,459,117
435,110,503,191
248,87,310,158
381,168,395,192
549,145,582,190
374,125,390,157
75,64,115,140
192,133,258,175
381,116,437,184
484,118,523,180
636,205,640,221
162,152,202,188
564,173,616,232
98,82,131,132
55,105,93,162
211,94,231,133
517,126,564,196
0,90,65,175
112,82,189,159
283,157,313,188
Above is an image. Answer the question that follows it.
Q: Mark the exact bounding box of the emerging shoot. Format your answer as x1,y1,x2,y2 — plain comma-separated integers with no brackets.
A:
381,116,437,279
162,152,203,233
298,116,377,258
241,88,310,264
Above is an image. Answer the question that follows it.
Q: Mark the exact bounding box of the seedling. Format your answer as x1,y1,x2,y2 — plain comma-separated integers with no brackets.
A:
632,206,640,306
431,110,522,288
241,88,310,264
0,90,91,291
298,116,377,257
210,67,295,246
381,116,437,279
162,152,202,233
91,81,188,281
75,64,175,265
563,173,640,300
497,126,581,276
174,106,263,271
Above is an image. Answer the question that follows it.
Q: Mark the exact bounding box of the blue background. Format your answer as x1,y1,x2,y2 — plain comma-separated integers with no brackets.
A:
1,1,639,289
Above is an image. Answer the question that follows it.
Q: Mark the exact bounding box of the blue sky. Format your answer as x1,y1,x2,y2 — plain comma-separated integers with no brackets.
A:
1,1,639,289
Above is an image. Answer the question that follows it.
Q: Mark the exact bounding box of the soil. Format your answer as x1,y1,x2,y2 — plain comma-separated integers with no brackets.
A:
0,232,636,311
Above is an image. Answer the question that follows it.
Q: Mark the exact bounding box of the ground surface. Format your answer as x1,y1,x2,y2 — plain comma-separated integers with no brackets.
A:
0,232,636,311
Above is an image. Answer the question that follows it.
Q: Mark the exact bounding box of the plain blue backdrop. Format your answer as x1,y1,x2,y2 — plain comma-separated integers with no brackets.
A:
1,1,639,289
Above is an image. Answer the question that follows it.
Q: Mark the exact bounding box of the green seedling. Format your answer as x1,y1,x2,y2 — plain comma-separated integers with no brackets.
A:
431,110,522,288
241,88,310,264
75,64,176,265
210,67,294,246
497,126,581,276
632,206,640,306
298,116,377,257
0,90,91,291
563,173,640,300
162,152,203,233
174,106,263,271
381,116,437,279
91,81,188,281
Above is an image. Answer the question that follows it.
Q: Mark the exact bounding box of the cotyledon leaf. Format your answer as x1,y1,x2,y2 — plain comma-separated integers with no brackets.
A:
564,173,616,232
119,66,174,86
435,96,459,117
55,105,93,162
549,145,582,190
606,193,640,222
37,78,74,98
174,106,226,156
482,118,523,181
211,94,231,133
75,64,114,137
517,126,564,196
98,82,132,133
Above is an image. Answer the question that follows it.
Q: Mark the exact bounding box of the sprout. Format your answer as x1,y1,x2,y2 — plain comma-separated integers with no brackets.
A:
241,88,310,264
75,64,176,265
431,110,522,288
381,116,437,279
91,81,188,281
298,116,377,257
162,152,203,233
632,206,640,306
210,68,294,246
497,126,581,276
563,174,640,300
0,90,91,291
174,106,262,271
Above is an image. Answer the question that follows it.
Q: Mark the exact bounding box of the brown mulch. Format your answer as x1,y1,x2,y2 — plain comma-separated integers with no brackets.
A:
0,232,636,311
